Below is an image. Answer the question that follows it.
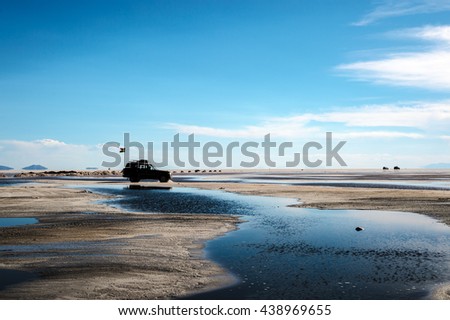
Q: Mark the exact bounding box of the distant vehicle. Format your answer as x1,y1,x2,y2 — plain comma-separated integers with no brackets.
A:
394,166,400,170
122,160,171,183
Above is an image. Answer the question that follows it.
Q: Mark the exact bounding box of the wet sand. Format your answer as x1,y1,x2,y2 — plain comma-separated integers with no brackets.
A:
1,169,450,299
0,182,237,299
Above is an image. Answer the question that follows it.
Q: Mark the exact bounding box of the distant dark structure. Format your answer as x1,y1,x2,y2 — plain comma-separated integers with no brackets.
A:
22,164,47,170
383,166,389,170
355,227,365,232
394,166,400,170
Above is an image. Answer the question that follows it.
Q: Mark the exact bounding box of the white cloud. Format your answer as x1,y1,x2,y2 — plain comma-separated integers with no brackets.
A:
34,139,67,147
320,102,450,129
167,101,450,139
392,25,450,44
354,0,450,26
0,139,105,170
337,25,450,90
338,51,450,90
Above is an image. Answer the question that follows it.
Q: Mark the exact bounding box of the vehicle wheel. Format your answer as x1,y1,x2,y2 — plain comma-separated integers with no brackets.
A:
159,175,169,183
130,176,140,183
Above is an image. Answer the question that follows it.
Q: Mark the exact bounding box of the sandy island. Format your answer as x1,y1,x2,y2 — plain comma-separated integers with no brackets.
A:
1,169,450,299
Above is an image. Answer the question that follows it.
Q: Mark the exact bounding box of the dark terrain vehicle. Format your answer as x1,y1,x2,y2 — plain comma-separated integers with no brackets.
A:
122,160,171,183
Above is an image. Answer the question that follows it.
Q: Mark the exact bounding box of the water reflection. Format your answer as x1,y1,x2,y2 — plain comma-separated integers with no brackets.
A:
88,186,450,299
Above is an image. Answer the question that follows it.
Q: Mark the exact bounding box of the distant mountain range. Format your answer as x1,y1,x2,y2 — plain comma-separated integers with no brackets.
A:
423,163,450,169
0,165,14,170
22,164,48,170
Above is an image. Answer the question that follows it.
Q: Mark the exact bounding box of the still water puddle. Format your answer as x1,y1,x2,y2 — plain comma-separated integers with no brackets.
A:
85,185,450,299
0,269,37,290
0,217,39,290
173,175,450,190
0,179,34,187
0,218,38,228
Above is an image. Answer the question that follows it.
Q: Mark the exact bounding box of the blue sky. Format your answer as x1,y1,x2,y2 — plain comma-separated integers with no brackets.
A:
1,0,449,169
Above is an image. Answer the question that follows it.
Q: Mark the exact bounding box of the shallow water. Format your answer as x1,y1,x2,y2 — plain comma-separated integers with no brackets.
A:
172,175,450,190
197,208,450,299
86,185,450,299
0,179,33,187
0,218,38,228
0,269,37,290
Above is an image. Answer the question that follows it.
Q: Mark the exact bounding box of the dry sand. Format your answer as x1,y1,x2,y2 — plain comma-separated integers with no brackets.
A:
0,182,237,299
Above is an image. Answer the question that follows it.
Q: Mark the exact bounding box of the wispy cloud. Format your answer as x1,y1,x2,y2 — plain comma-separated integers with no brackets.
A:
337,25,450,90
28,139,67,147
319,101,450,129
167,101,449,139
335,131,424,139
166,119,321,139
354,0,450,26
390,25,450,43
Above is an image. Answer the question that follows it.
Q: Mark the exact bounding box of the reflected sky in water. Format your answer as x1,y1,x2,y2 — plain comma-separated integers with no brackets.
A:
86,185,450,299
